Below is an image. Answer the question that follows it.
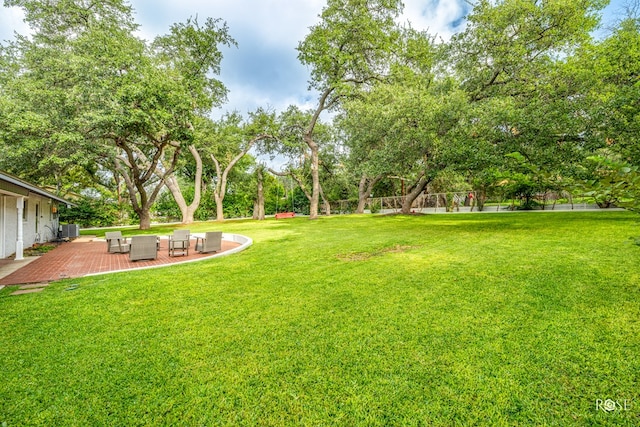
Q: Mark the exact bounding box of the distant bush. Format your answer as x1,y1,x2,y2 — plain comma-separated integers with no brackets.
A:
59,198,121,227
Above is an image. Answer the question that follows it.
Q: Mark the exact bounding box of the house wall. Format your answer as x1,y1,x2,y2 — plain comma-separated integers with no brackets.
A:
23,195,38,247
0,195,5,258
0,193,60,259
1,195,18,258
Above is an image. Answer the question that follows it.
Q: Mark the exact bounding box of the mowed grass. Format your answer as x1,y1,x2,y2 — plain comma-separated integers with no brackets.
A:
1,212,639,426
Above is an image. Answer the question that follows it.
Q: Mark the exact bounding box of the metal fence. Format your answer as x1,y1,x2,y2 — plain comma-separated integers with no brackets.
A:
329,192,603,215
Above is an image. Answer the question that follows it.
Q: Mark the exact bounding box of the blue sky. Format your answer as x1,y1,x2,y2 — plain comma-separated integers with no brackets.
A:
125,0,471,117
0,0,630,119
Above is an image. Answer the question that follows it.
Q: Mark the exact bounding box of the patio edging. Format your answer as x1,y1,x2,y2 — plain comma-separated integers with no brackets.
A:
83,233,253,278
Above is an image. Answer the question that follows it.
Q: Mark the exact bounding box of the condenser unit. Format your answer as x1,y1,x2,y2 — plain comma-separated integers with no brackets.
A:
60,224,79,239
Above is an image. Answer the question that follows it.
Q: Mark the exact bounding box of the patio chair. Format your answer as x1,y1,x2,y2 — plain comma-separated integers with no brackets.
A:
129,235,159,261
105,231,129,253
168,229,190,256
195,231,222,254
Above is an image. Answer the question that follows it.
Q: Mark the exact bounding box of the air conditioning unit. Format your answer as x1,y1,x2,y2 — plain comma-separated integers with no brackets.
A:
61,224,79,238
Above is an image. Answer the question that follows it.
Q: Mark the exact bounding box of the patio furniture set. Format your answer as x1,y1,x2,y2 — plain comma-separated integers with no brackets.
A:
105,231,222,261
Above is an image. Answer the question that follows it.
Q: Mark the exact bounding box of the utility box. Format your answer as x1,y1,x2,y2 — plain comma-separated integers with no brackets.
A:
61,224,79,239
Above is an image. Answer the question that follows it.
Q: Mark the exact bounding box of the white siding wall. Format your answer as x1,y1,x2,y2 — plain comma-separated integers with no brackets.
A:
1,194,59,258
23,196,37,248
0,196,5,258
1,195,18,258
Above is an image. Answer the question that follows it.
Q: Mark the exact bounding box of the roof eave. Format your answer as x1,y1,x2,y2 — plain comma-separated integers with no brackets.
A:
0,172,76,207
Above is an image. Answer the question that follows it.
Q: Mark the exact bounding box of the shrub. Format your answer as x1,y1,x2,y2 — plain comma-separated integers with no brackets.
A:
59,198,121,227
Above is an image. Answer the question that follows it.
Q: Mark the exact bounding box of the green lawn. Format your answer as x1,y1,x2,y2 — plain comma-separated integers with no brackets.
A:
1,212,639,426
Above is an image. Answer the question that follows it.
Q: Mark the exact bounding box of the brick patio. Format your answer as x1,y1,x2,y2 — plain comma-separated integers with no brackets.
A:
0,236,242,286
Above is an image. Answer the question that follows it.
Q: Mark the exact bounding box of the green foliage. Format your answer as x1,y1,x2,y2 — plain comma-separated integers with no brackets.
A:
152,16,236,112
449,0,606,101
297,0,403,95
0,0,235,229
340,76,468,185
584,155,640,210
369,199,381,214
191,109,279,221
291,187,310,214
23,244,57,256
1,0,638,224
1,213,639,425
59,197,121,228
500,172,543,209
588,18,640,158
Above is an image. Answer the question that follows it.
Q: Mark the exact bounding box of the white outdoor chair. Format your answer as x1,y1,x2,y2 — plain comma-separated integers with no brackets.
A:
168,230,190,256
105,231,129,253
129,235,158,261
195,231,222,254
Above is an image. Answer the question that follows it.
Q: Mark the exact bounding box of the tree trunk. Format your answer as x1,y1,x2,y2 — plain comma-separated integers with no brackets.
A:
165,174,199,224
475,189,486,211
138,209,152,230
210,154,226,222
115,161,161,231
252,199,265,220
114,137,180,230
214,193,224,222
210,135,265,222
401,174,430,214
319,184,330,216
115,174,126,224
185,205,198,223
356,174,383,214
253,167,265,220
307,139,320,219
163,145,203,224
303,87,332,220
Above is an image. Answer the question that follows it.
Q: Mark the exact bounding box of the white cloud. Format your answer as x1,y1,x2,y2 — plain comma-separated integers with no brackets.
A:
130,0,325,47
213,0,326,46
0,0,627,120
0,0,469,121
401,0,468,40
127,0,471,117
0,6,29,42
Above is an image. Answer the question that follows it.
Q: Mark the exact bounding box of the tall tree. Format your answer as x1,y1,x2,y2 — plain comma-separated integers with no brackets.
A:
341,75,469,213
448,0,606,102
589,16,640,165
0,1,235,229
269,105,338,215
571,14,640,211
443,0,608,205
0,0,138,192
296,0,403,219
337,25,469,214
205,109,277,222
160,144,204,225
